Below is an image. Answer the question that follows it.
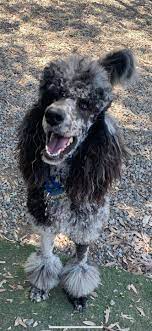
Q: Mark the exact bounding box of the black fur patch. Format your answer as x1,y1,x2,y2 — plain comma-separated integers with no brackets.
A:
66,112,125,204
101,49,135,85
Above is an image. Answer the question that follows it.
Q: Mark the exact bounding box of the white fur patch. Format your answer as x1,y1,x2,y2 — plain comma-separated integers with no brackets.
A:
105,114,116,135
25,252,63,291
61,260,100,297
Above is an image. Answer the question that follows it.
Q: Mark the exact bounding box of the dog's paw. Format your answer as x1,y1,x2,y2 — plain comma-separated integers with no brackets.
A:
65,291,88,312
29,286,49,302
73,296,88,312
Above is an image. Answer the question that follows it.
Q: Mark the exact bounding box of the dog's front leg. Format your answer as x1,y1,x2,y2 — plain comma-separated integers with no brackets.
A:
25,187,62,302
61,243,100,311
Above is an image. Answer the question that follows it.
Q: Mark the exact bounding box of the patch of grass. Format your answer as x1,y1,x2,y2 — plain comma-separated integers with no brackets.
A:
0,240,152,330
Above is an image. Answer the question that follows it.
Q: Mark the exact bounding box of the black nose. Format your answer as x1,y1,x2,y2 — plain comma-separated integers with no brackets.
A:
45,108,65,126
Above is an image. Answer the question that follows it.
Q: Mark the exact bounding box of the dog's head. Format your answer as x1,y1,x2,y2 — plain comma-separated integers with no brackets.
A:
40,49,135,165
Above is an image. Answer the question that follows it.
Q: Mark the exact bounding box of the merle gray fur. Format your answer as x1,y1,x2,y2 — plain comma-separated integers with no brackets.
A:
17,49,135,308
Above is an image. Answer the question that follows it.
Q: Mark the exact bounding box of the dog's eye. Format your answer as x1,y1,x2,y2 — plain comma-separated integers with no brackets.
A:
78,99,89,111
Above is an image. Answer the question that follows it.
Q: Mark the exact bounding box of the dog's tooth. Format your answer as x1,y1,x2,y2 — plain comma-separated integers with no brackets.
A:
66,137,73,147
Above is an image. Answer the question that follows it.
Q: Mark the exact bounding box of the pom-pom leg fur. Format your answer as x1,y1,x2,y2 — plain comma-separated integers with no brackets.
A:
61,244,100,310
25,230,63,302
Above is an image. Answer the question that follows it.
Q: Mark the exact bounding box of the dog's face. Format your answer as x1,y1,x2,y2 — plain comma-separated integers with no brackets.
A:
41,51,134,165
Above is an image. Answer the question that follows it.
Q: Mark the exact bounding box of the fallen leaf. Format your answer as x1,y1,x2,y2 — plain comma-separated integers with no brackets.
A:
127,284,138,294
9,284,17,290
108,322,130,331
121,313,134,321
83,320,96,326
3,272,13,279
0,279,7,288
110,299,115,306
90,295,95,300
0,288,6,293
33,321,38,327
104,306,110,324
0,260,6,264
9,284,24,290
17,285,24,290
23,318,34,326
91,291,98,298
136,307,145,316
6,299,13,303
14,317,27,328
108,322,120,328
136,298,141,303
142,215,151,227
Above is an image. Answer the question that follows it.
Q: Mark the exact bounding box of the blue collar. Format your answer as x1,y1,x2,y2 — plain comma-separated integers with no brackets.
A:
44,176,65,196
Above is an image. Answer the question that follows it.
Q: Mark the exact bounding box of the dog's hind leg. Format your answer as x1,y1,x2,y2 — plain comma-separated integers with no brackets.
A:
25,229,62,302
61,243,100,311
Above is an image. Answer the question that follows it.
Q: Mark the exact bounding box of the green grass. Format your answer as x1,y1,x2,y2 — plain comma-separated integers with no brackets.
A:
0,240,151,330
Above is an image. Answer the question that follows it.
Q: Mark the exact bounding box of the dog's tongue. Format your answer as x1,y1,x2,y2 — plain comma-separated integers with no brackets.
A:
47,133,69,154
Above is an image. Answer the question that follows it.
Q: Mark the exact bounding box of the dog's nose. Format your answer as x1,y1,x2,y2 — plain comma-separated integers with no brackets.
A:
45,108,65,126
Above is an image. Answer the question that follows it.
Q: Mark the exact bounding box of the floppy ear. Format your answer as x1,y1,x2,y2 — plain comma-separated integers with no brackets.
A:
39,62,62,108
17,103,49,187
66,113,126,204
100,49,135,85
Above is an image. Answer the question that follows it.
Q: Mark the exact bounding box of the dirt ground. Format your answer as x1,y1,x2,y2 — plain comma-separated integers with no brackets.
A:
0,0,152,275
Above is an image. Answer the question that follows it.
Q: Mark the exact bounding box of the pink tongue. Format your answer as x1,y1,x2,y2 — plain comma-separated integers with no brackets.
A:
47,134,70,154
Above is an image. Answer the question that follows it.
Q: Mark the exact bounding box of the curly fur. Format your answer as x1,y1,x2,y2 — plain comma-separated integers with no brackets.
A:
17,49,135,301
61,259,100,298
66,111,126,204
18,104,49,187
25,251,62,291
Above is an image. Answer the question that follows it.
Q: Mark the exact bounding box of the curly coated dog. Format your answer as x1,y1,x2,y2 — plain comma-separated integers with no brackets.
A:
18,49,135,310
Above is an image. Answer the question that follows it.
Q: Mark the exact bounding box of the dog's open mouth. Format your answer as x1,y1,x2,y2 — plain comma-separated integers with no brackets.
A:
43,132,76,162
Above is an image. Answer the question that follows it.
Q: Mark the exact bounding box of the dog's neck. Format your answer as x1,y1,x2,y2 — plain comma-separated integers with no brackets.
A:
49,160,70,183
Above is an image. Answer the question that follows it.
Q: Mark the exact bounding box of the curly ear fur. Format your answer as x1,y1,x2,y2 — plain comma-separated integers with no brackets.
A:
66,112,126,204
100,49,135,85
17,102,49,187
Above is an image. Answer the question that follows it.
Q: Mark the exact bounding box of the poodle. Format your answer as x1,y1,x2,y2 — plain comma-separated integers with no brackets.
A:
17,49,135,310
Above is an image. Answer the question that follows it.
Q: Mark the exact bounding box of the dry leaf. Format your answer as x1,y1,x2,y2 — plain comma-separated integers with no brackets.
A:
9,284,17,290
23,318,34,326
9,284,23,290
83,320,96,326
127,284,138,294
91,291,98,298
110,299,115,306
0,289,6,293
121,313,134,321
33,321,38,327
90,296,95,300
143,215,151,227
136,298,141,303
108,322,120,328
14,317,27,328
0,279,7,288
17,285,24,290
108,322,130,331
6,299,13,303
136,307,145,316
3,272,13,279
104,306,110,324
